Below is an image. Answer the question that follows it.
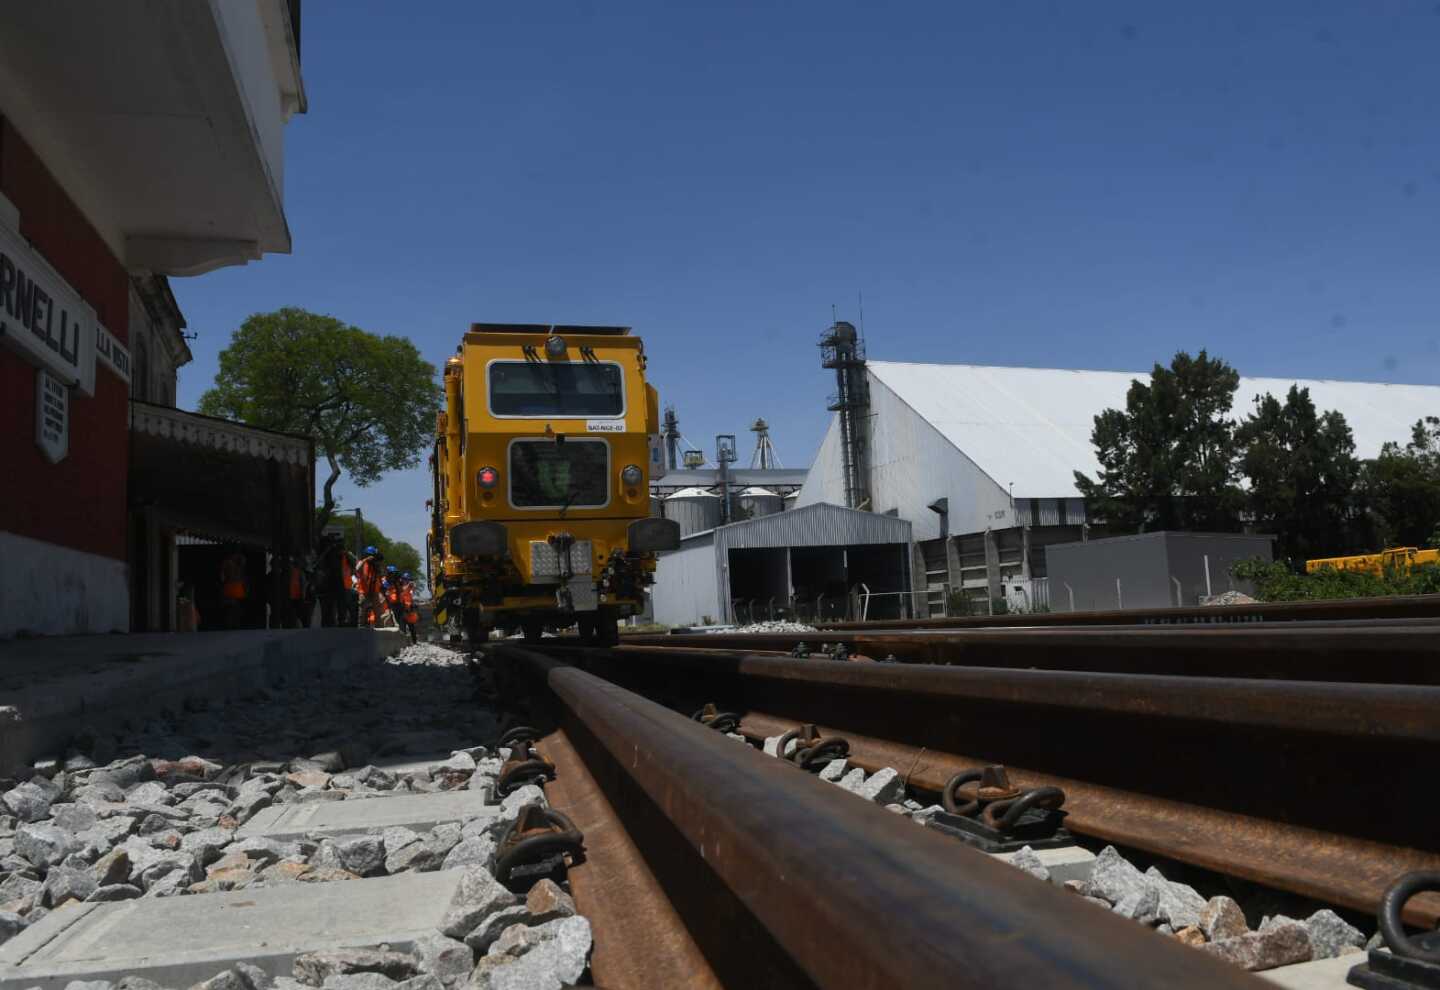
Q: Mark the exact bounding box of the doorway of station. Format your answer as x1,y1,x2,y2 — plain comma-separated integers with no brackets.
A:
177,541,267,631
726,543,911,624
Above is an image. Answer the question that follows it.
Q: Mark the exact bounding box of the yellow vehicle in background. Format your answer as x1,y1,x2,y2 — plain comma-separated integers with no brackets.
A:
428,323,678,645
1305,547,1440,575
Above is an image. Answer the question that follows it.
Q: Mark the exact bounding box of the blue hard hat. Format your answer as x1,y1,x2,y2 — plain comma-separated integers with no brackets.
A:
364,545,378,555
402,571,412,580
387,565,397,573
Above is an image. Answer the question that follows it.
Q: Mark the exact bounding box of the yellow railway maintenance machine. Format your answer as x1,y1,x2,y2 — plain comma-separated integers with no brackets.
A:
429,324,679,646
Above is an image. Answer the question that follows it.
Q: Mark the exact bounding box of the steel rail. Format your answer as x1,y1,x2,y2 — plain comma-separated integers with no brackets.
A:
818,591,1440,629
563,644,1440,927
494,645,1261,989
632,623,1440,683
537,727,723,989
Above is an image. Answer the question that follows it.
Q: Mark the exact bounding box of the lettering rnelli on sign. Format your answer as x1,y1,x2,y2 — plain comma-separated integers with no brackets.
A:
0,216,97,396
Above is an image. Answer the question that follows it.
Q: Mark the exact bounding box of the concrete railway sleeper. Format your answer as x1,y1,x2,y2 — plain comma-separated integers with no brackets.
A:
485,643,1262,989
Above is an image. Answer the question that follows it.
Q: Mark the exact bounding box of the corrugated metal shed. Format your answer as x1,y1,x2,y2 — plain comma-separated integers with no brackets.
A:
653,502,913,626
868,361,1440,499
698,501,911,551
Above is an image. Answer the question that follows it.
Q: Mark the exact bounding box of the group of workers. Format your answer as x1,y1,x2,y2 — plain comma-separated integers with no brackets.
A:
355,545,421,643
215,536,421,643
314,535,421,642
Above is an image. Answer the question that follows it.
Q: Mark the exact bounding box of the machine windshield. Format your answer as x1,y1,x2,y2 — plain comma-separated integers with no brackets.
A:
489,361,624,417
509,439,609,509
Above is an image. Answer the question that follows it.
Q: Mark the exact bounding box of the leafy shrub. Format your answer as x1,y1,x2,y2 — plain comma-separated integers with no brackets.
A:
1231,557,1440,602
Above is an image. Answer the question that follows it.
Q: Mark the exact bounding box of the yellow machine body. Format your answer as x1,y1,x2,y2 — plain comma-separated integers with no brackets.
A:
1304,546,1440,575
428,324,676,643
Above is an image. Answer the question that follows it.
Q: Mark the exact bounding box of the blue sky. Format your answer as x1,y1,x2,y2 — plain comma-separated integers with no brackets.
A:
174,1,1440,558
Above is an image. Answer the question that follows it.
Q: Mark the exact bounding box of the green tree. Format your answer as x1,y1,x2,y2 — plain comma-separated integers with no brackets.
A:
1075,350,1242,532
1362,417,1440,548
1235,385,1361,560
198,308,440,538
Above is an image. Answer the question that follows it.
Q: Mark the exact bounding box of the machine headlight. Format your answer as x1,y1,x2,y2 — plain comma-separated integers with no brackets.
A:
477,466,499,489
545,335,567,358
621,464,643,486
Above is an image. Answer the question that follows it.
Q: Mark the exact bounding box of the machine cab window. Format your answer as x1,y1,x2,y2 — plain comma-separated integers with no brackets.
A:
488,361,624,418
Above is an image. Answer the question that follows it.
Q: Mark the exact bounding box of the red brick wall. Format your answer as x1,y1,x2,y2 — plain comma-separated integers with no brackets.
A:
0,116,130,561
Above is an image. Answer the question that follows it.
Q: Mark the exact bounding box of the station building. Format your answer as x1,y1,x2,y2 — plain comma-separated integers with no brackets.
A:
0,2,308,637
797,360,1440,615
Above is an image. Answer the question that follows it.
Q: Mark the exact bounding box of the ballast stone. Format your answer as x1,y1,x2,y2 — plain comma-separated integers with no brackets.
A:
293,947,418,986
16,823,79,868
817,759,848,783
1144,866,1206,930
463,906,530,955
856,768,905,804
1008,846,1050,882
473,916,592,990
1260,910,1365,961
1200,895,1250,941
1080,846,1148,907
836,768,868,794
3,781,56,823
439,867,517,939
1202,920,1312,971
412,934,473,990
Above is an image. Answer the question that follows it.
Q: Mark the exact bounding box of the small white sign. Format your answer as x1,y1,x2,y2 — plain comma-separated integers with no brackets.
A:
36,368,68,463
95,323,131,386
585,420,625,433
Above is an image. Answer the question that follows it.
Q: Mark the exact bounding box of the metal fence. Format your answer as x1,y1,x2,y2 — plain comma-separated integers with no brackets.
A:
726,581,1053,626
729,587,922,626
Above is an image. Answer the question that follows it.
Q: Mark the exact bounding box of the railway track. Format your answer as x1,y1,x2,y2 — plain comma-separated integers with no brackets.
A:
486,645,1261,989
631,621,1440,683
814,591,1440,628
465,618,1440,988
11,623,1422,989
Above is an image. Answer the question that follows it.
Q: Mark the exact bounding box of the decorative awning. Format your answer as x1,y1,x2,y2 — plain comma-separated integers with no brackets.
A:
129,401,315,553
130,401,311,465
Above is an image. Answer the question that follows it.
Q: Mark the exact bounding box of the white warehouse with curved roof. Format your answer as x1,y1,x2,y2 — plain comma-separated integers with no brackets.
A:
796,361,1440,614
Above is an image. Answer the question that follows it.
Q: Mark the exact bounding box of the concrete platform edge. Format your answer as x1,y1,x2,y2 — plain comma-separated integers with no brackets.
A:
0,629,408,775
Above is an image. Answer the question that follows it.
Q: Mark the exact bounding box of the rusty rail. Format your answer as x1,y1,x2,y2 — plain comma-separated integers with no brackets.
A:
493,645,1261,990
634,622,1440,683
557,644,1440,928
817,591,1440,629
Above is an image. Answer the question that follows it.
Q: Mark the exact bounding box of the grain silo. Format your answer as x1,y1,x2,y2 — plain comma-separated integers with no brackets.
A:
664,487,722,536
737,486,782,518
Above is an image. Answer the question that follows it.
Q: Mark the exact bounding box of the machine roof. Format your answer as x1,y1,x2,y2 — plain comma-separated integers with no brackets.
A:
868,361,1440,499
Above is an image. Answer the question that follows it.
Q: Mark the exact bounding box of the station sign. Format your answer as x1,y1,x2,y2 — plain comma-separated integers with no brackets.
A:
36,368,68,463
0,214,97,397
95,323,131,387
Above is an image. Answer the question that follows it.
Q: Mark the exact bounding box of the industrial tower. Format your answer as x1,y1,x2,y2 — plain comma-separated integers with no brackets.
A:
819,319,870,510
749,418,781,469
662,405,681,472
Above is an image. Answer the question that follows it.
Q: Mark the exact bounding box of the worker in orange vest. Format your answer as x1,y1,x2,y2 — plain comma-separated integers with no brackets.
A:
398,571,419,644
219,547,249,629
383,565,401,628
356,546,385,627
